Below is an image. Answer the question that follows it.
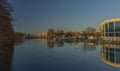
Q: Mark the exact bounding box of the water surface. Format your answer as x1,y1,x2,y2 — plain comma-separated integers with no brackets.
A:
1,39,120,71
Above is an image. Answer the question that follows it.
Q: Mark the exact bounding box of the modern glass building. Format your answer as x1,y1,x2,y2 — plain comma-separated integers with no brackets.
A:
101,44,120,67
100,18,120,41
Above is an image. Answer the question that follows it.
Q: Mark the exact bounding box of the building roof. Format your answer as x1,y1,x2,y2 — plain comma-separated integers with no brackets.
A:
100,18,120,26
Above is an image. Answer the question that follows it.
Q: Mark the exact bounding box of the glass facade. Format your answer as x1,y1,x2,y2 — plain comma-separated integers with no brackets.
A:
109,22,114,32
115,33,120,37
101,19,120,39
115,22,120,32
102,21,120,37
103,25,104,33
105,33,108,37
105,24,108,32
116,53,120,63
109,33,114,37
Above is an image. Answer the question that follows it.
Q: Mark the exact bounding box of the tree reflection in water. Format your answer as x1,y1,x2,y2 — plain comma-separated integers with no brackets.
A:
56,40,64,47
0,44,14,71
47,39,98,51
47,40,55,48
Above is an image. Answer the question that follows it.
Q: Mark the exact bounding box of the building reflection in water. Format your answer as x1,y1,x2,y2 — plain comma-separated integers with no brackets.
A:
101,44,120,67
0,44,14,71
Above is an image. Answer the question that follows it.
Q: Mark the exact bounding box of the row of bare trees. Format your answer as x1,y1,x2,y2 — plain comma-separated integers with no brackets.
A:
47,27,101,40
82,27,101,38
47,28,81,40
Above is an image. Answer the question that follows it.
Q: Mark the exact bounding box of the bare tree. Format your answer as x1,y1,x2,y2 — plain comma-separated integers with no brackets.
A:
81,27,96,39
47,28,55,39
86,27,96,34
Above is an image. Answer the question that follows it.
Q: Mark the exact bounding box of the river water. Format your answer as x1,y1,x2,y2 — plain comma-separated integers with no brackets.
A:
1,39,120,71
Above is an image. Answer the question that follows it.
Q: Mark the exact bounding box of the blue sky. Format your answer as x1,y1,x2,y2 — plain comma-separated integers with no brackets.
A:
9,0,120,33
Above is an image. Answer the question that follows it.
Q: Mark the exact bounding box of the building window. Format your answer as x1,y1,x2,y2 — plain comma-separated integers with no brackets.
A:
105,33,108,37
116,49,120,52
110,48,114,52
110,52,114,62
116,53,120,63
105,24,108,32
109,33,114,37
115,33,120,37
106,51,109,60
115,22,120,32
103,25,104,33
109,22,114,32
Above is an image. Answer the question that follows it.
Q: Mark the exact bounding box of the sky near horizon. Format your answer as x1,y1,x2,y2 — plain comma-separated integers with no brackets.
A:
9,0,120,33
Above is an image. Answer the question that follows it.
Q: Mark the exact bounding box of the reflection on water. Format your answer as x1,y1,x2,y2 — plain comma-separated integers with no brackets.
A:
4,39,120,71
2,38,120,71
47,39,98,51
0,44,14,71
46,39,120,68
56,40,64,47
101,44,120,67
47,40,55,48
47,40,64,48
81,42,97,51
14,39,26,46
45,39,120,67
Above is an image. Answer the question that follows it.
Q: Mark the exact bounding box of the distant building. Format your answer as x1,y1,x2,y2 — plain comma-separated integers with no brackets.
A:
36,33,47,38
100,18,120,41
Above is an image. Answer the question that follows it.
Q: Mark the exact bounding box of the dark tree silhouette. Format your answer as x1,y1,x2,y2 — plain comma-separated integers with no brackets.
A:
0,0,14,44
0,44,14,71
